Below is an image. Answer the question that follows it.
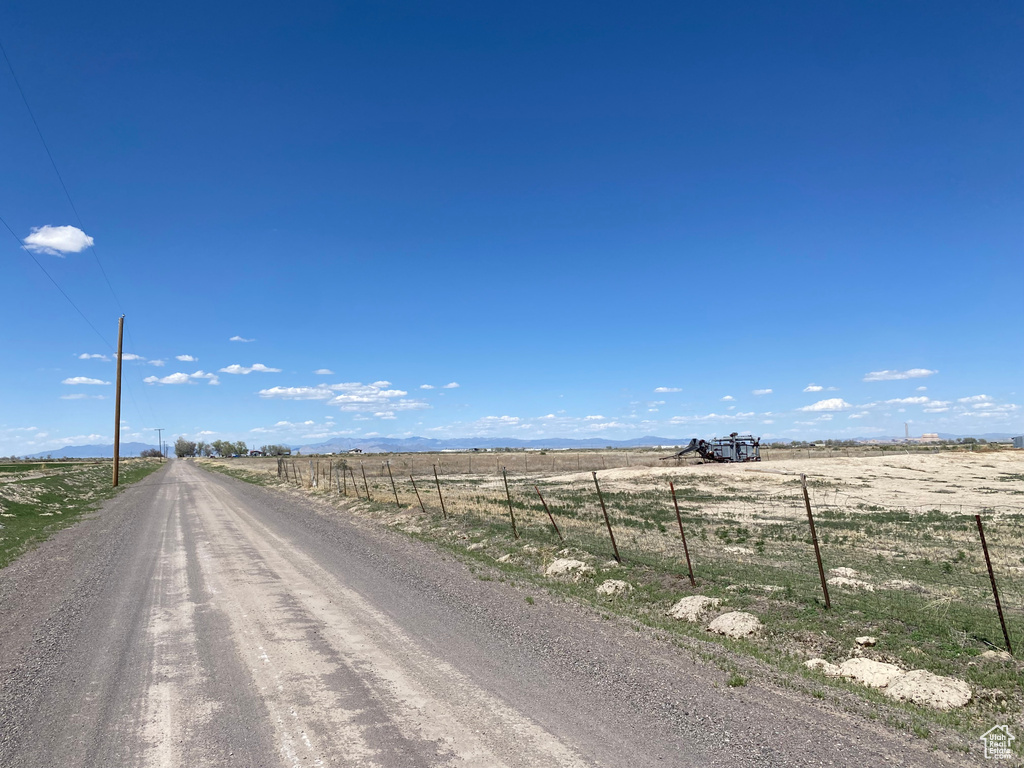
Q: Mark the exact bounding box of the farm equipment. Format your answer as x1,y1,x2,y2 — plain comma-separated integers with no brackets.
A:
661,433,761,463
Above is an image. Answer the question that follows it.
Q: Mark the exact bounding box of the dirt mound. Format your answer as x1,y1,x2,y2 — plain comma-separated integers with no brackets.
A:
838,658,903,689
667,596,721,622
883,670,971,710
707,611,762,638
596,579,632,596
545,558,593,579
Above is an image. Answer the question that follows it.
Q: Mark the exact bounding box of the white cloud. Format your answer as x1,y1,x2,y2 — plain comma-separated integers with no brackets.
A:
143,370,220,386
669,411,755,424
863,368,937,382
654,387,681,393
374,411,397,420
916,386,927,391
229,336,254,342
60,393,106,400
23,225,94,256
817,414,833,421
803,384,823,392
848,412,870,419
176,354,197,362
78,353,108,361
957,394,992,403
585,421,630,430
148,359,166,367
884,396,930,405
798,398,852,412
258,386,333,400
258,381,429,414
442,382,460,389
752,389,773,396
219,363,282,375
313,368,333,375
720,395,734,401
62,376,110,385
420,384,435,389
477,415,521,427
584,415,604,420
146,373,189,385
121,353,145,361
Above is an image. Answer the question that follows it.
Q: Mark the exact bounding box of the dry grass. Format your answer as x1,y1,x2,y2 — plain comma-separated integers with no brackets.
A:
204,447,1024,752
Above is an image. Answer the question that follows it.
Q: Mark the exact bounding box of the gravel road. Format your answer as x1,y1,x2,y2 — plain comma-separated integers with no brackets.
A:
0,460,969,767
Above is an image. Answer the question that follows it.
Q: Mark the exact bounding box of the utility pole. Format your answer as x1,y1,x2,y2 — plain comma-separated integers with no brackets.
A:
155,428,164,461
112,315,124,487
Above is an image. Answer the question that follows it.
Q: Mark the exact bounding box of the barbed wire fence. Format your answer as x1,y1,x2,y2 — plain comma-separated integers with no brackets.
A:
267,454,1023,655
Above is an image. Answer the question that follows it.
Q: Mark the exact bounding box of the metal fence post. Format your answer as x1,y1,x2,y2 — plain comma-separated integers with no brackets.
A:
976,514,1013,655
534,485,564,541
669,481,696,586
802,474,830,609
501,467,520,539
432,464,448,519
592,472,621,563
386,460,400,507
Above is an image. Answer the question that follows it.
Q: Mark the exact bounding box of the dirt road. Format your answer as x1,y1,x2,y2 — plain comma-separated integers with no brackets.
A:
0,461,965,767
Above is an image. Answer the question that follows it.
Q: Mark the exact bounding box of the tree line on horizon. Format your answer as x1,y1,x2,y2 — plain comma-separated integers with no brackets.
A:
173,438,290,458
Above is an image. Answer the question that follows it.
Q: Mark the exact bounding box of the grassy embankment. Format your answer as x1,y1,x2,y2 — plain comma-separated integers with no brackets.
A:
0,459,162,569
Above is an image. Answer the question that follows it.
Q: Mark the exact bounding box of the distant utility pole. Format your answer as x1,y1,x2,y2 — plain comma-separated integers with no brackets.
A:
155,428,164,461
112,315,124,487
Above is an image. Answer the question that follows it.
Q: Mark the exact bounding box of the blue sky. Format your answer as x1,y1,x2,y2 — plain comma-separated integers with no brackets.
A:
1,1,1021,454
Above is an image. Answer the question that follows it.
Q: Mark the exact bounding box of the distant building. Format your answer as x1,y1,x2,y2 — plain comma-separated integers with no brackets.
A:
1014,436,1024,449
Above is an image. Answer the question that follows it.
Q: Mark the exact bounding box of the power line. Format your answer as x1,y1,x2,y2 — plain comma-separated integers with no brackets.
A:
0,36,121,310
1,36,158,427
1,213,152,431
0,212,113,350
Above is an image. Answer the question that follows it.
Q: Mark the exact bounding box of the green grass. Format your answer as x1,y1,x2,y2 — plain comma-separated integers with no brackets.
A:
0,459,162,569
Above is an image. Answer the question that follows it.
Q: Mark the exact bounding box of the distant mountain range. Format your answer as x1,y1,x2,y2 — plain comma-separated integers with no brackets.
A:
23,442,161,459
19,431,1020,459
